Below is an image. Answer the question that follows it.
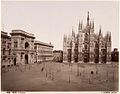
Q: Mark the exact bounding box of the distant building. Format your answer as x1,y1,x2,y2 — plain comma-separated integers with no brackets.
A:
63,12,111,63
111,48,119,62
34,40,54,63
53,50,63,62
1,31,15,67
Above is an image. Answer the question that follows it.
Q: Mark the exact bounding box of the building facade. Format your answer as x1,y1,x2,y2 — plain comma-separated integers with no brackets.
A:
34,41,54,63
1,29,54,67
1,31,15,67
10,30,35,65
63,12,111,63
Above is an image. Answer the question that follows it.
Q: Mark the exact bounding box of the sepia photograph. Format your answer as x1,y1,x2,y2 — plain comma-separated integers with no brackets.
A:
1,0,119,93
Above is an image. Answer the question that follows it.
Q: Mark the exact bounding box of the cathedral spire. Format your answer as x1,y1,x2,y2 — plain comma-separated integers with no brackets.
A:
63,34,66,42
78,20,83,32
99,25,101,36
109,32,111,42
72,27,75,37
106,31,111,42
80,20,83,30
98,25,102,43
106,32,109,42
87,11,90,26
78,20,81,32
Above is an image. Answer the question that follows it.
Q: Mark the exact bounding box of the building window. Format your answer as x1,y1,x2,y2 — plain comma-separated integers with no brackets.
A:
25,42,29,49
13,53,16,55
21,53,23,60
2,41,6,46
3,48,5,55
21,38,24,40
85,45,87,49
9,49,11,55
14,41,18,48
3,56,6,60
7,43,11,49
34,46,37,50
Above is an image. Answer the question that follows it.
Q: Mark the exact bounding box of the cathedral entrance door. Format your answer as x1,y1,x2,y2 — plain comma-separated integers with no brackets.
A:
25,55,28,64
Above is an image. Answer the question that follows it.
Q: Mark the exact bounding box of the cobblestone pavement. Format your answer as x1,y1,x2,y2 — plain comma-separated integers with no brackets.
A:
1,62,118,91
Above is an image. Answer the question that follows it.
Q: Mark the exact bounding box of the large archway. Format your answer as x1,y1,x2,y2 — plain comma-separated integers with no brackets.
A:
25,55,28,64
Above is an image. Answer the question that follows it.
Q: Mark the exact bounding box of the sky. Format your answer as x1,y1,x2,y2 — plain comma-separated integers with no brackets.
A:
1,1,119,50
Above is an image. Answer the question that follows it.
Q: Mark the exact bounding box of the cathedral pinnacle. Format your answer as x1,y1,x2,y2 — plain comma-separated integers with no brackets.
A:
99,25,101,36
72,27,75,37
78,20,81,32
87,11,90,26
78,20,83,32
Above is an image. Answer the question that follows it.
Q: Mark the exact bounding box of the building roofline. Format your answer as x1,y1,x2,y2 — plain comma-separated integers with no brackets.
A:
34,40,54,48
1,31,11,39
1,31,8,35
10,29,35,39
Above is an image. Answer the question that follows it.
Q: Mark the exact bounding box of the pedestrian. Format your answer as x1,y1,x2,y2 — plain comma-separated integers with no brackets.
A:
41,67,44,72
89,71,94,84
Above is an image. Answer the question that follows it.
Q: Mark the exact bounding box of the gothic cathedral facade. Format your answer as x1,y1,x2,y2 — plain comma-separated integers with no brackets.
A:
63,12,111,63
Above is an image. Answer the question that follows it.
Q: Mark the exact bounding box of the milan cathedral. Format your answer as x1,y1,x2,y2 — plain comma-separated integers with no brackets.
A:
63,12,111,63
